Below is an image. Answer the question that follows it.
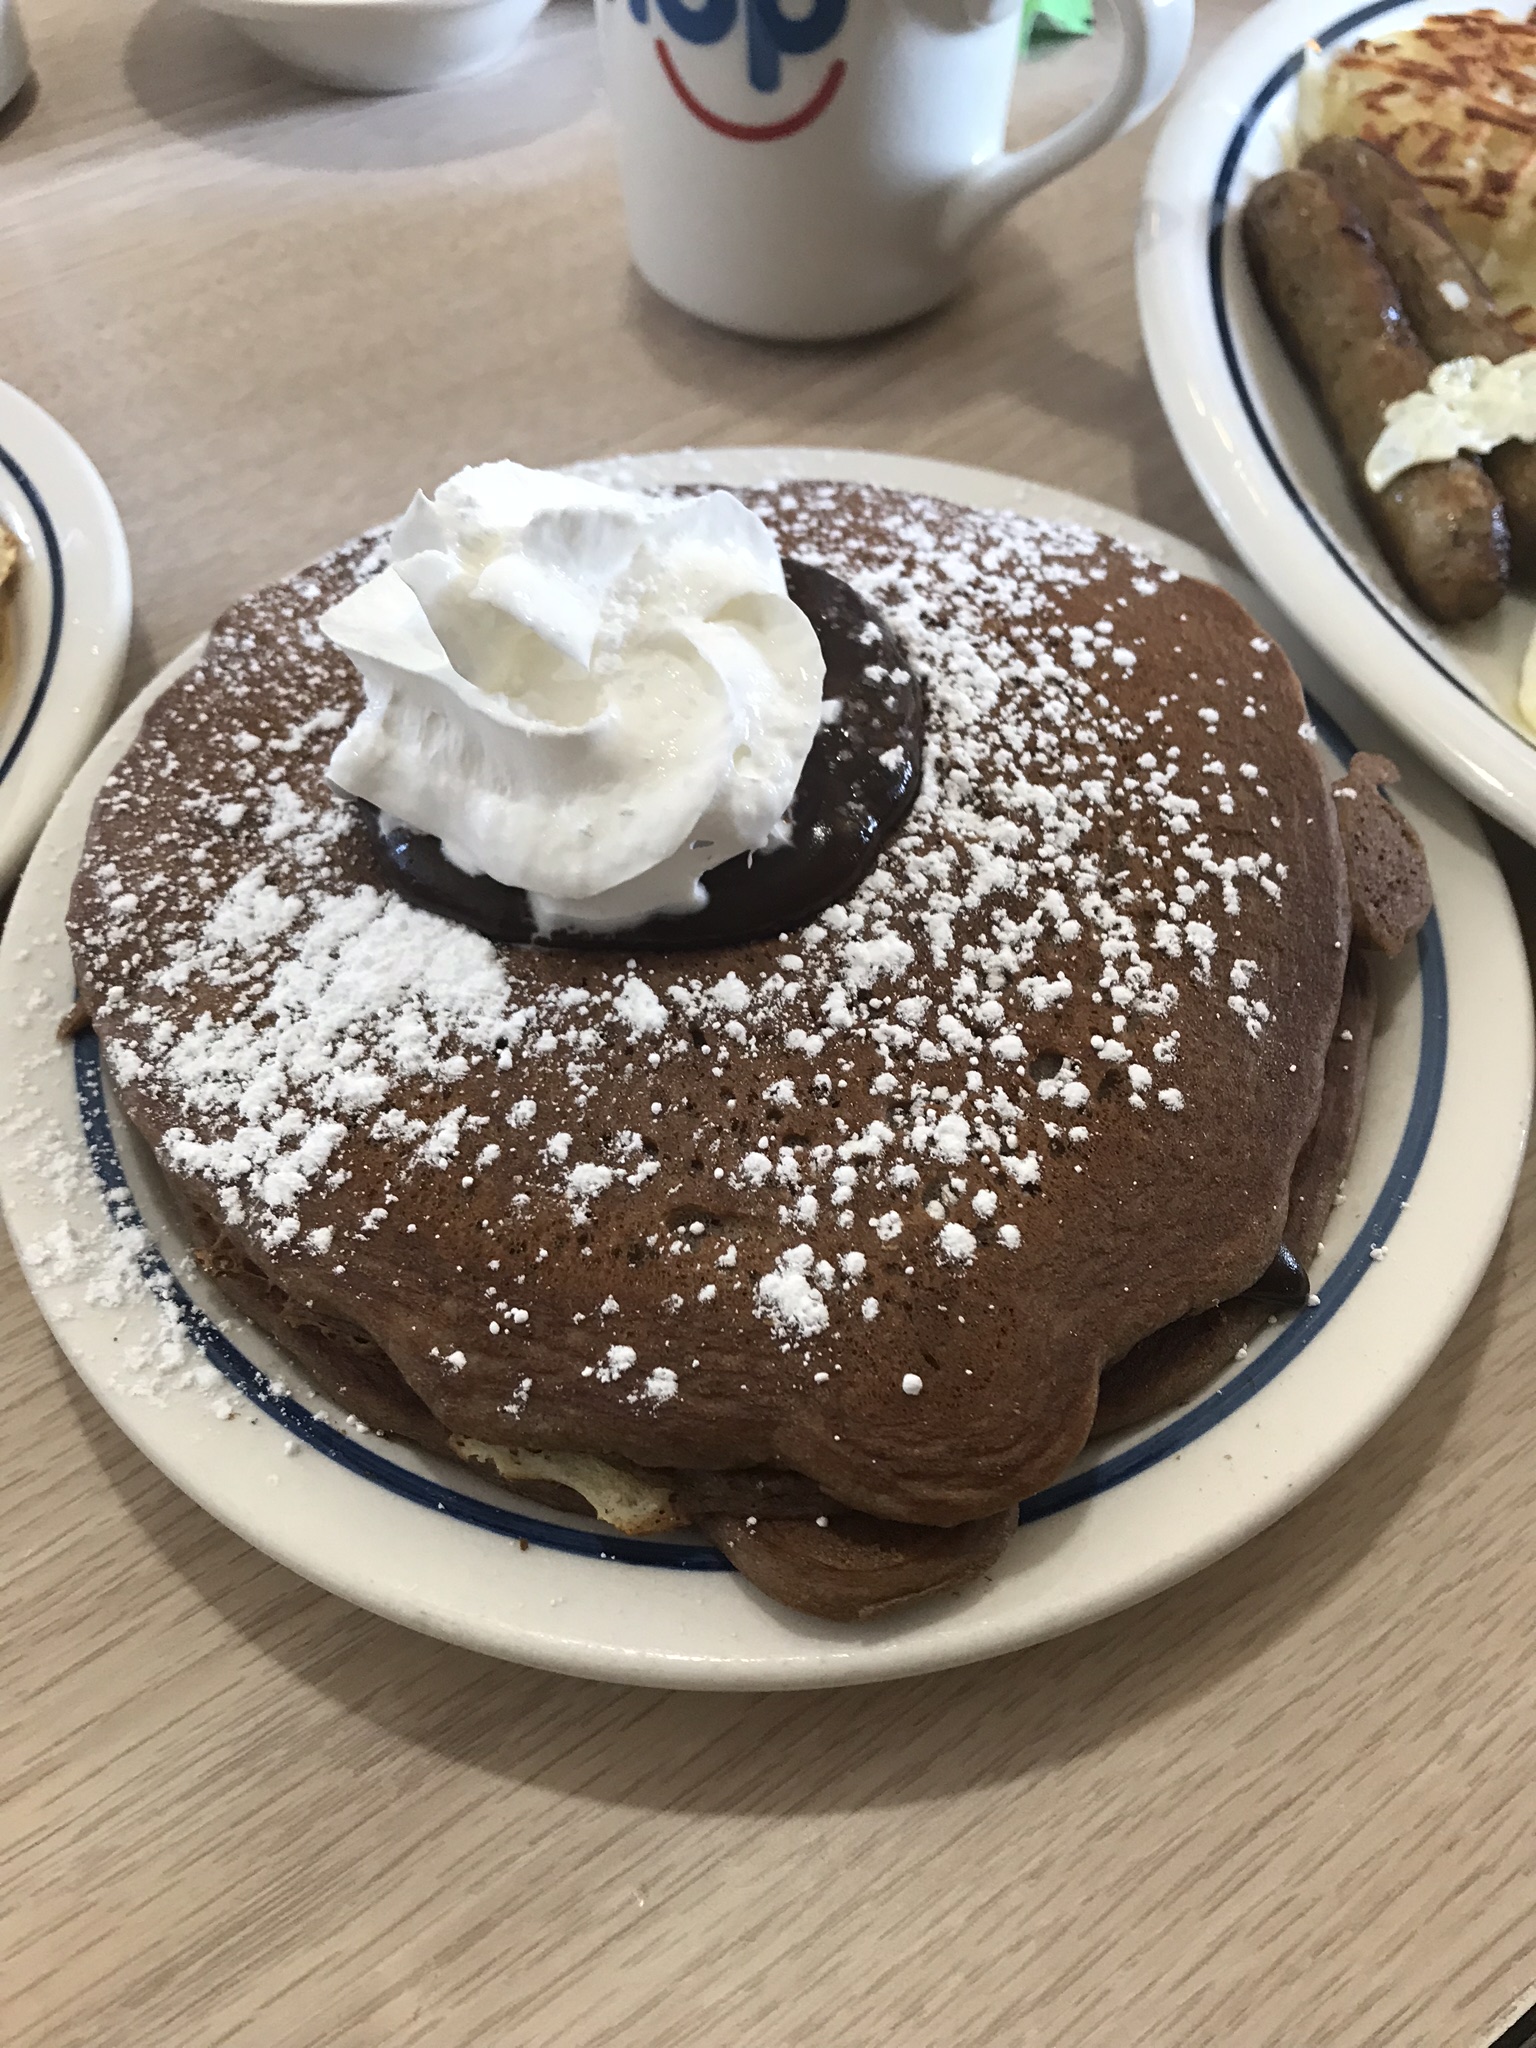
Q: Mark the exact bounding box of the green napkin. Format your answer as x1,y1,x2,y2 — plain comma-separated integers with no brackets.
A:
1022,0,1094,45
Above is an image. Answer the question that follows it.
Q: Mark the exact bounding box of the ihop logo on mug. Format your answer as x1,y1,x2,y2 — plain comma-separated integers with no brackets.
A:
617,0,849,138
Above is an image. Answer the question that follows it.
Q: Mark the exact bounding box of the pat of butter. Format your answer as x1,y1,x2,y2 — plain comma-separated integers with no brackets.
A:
1365,352,1536,491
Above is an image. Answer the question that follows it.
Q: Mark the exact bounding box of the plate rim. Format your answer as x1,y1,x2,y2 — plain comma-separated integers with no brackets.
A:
0,378,132,893
2,444,1529,1690
1135,0,1536,841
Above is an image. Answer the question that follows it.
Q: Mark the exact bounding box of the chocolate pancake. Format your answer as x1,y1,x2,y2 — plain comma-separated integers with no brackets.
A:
1092,942,1376,1435
1331,753,1434,957
174,920,1400,1617
1093,754,1432,1437
700,1506,1019,1624
68,481,1356,1612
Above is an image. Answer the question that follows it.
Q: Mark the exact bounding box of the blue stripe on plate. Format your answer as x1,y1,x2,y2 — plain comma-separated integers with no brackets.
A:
1205,0,1488,714
0,440,67,787
71,701,1445,1570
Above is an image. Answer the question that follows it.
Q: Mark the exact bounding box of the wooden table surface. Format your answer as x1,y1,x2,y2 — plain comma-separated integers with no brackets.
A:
6,4,1536,2043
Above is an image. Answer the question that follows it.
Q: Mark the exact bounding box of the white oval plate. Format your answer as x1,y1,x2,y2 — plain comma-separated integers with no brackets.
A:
1,447,1528,1691
0,380,131,895
1137,0,1536,844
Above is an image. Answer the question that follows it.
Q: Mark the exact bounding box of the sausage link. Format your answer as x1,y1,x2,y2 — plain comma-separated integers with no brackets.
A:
1303,135,1536,580
1243,167,1508,622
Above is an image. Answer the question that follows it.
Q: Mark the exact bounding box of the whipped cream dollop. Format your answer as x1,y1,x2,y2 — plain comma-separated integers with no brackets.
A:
1365,352,1536,491
320,462,826,933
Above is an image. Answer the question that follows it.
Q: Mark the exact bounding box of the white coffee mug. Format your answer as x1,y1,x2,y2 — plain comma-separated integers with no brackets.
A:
596,0,1193,342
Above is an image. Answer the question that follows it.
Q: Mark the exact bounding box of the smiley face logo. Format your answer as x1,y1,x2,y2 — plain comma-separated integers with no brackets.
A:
619,0,850,142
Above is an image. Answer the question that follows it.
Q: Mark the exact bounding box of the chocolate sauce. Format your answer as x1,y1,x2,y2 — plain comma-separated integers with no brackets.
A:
1245,1243,1312,1307
367,559,923,951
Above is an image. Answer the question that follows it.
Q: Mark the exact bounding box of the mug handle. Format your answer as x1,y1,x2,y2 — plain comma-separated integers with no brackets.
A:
940,0,1194,253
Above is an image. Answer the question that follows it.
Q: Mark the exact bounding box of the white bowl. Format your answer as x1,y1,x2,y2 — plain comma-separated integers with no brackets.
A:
201,0,547,94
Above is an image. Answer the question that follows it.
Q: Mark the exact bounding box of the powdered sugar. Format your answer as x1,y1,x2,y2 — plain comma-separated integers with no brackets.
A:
756,1246,831,1338
1,1041,249,1422
937,1221,978,1264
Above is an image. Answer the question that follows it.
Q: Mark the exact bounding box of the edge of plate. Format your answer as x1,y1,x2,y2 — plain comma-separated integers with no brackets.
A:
0,381,132,894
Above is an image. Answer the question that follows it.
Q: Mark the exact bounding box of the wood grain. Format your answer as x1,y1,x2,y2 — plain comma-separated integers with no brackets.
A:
4,4,1536,2044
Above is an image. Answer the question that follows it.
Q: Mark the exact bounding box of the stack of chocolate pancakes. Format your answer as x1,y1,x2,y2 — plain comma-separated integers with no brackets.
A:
67,480,1432,1621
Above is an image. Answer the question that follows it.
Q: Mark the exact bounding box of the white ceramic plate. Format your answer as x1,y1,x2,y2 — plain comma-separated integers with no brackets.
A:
0,380,131,896
1137,0,1536,843
1,447,1528,1691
